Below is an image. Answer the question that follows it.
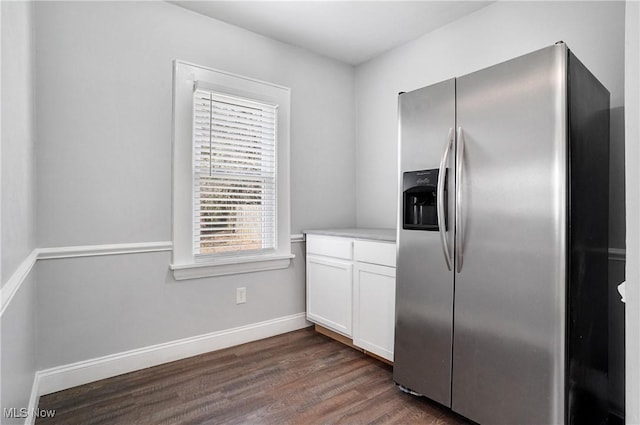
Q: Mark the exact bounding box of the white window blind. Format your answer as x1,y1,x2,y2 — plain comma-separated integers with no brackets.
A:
193,89,278,258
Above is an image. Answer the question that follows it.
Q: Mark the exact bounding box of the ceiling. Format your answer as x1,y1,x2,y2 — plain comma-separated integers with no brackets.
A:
170,1,492,66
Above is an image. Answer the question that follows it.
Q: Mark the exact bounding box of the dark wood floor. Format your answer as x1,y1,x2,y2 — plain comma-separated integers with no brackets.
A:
37,328,469,424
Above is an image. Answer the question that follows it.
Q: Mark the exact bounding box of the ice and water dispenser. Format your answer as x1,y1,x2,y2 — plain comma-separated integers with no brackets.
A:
402,169,446,231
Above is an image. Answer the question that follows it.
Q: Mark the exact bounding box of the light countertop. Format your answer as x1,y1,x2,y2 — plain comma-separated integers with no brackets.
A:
303,228,396,243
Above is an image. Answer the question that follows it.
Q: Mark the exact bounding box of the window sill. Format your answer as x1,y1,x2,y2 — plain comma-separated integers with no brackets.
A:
170,253,295,280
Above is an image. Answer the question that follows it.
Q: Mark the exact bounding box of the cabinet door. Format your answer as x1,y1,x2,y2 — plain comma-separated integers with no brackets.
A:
353,262,396,361
306,255,353,336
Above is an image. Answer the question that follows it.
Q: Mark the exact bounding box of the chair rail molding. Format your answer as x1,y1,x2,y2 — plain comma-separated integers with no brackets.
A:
2,236,304,315
37,241,173,260
0,249,38,317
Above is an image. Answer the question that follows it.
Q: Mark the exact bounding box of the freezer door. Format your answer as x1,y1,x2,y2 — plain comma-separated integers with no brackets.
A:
451,45,567,424
394,79,456,406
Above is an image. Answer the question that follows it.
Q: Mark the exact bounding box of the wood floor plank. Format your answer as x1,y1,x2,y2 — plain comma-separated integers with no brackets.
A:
36,328,470,424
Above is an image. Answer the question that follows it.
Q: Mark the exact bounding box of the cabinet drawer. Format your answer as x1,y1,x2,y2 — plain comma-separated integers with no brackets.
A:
354,240,396,267
306,235,353,260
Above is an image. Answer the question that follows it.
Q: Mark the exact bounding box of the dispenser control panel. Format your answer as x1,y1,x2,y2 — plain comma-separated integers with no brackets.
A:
402,169,446,231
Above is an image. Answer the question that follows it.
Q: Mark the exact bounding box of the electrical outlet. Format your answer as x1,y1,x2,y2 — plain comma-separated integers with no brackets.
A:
236,287,247,304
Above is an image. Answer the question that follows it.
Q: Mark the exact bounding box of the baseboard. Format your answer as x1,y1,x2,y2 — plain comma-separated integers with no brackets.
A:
35,313,310,397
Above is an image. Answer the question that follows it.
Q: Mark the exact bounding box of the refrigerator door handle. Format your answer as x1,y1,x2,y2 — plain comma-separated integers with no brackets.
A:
455,127,465,273
437,128,454,271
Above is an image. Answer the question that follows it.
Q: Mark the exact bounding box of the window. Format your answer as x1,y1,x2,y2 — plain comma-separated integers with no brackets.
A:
171,61,292,280
193,89,277,257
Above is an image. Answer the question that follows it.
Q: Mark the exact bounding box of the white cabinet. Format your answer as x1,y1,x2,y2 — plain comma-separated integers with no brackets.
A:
353,241,396,362
353,263,396,361
306,235,354,336
306,233,396,362
306,255,353,336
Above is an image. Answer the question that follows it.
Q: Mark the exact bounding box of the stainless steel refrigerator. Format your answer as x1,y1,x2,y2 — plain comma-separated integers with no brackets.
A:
394,42,610,425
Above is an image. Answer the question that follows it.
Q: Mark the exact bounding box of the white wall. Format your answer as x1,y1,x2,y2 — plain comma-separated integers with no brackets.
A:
354,1,625,230
34,1,354,371
1,0,37,421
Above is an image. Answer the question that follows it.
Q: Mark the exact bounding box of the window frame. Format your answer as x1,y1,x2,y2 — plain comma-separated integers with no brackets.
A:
171,61,293,280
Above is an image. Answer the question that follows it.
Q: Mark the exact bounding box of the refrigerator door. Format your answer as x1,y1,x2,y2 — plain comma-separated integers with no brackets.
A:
394,79,456,406
451,45,568,424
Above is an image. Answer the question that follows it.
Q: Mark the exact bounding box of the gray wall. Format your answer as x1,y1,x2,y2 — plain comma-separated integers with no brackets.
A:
1,271,37,424
33,1,355,369
36,245,306,369
35,1,355,246
1,0,36,284
1,0,37,420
